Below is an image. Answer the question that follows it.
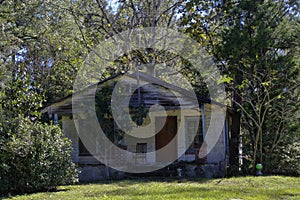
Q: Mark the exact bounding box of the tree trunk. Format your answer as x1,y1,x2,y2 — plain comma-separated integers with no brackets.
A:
229,73,242,175
229,111,241,175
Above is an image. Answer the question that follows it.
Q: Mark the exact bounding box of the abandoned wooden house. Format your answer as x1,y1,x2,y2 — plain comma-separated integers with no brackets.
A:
42,72,233,181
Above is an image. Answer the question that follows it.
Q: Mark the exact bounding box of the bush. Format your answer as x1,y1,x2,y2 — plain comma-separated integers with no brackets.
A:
0,117,78,195
271,142,300,176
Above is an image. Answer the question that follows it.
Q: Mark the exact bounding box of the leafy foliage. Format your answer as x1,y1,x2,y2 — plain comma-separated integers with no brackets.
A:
182,0,300,174
0,116,77,195
0,15,78,193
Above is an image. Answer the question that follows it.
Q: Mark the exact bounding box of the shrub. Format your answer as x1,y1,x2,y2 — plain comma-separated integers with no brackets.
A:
0,116,78,195
271,142,300,176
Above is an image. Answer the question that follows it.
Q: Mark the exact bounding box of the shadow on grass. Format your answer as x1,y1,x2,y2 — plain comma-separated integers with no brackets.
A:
83,185,213,198
82,177,213,185
0,188,69,199
2,176,299,199
79,178,224,199
82,183,300,199
0,177,212,199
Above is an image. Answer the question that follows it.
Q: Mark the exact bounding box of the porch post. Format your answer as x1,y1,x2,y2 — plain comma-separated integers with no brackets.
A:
224,117,229,155
201,104,206,137
54,113,58,124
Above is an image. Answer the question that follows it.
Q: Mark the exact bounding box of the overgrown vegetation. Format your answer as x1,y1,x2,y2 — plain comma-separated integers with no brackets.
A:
0,0,299,195
0,52,77,195
182,0,300,175
0,117,77,195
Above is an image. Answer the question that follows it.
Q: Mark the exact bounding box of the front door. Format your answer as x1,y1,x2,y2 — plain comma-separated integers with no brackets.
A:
155,116,177,163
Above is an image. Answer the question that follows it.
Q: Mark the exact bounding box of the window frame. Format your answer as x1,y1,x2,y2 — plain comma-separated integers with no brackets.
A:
185,116,203,155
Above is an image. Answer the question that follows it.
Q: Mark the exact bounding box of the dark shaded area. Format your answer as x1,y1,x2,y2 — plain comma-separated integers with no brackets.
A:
0,188,69,199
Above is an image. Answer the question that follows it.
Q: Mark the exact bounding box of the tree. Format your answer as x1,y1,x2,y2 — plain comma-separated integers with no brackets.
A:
0,1,78,194
181,0,300,174
0,65,78,194
67,0,183,71
0,0,86,104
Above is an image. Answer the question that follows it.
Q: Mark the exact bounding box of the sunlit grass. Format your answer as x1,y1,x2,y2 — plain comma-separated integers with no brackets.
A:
5,176,300,200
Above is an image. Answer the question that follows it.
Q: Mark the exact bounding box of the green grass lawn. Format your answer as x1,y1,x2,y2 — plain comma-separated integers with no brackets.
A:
4,176,300,200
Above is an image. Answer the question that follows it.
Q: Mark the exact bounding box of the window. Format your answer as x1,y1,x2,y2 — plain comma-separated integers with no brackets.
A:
78,128,124,157
134,143,147,164
185,117,203,155
79,138,92,156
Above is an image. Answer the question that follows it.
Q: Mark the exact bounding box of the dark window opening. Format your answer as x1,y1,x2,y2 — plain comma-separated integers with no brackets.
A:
79,138,92,156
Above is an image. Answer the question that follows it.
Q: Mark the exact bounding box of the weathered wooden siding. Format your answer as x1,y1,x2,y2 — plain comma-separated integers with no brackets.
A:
62,116,79,163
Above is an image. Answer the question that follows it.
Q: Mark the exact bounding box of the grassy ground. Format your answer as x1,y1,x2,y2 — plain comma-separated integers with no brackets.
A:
3,176,300,200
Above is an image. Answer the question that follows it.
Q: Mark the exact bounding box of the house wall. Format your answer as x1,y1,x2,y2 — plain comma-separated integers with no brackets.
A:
203,104,226,164
62,104,227,165
123,105,227,164
62,116,126,181
61,104,228,180
62,116,79,163
123,109,187,164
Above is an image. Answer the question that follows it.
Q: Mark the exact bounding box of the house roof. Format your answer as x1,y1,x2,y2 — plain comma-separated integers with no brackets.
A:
42,72,225,115
42,72,123,115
